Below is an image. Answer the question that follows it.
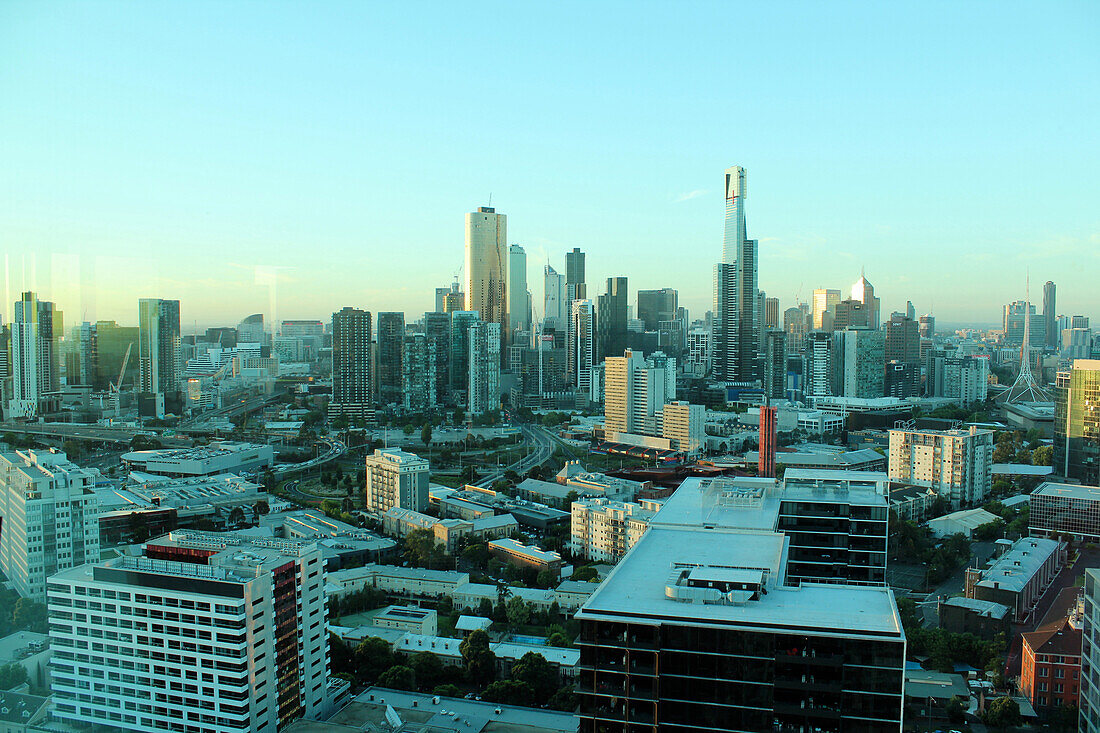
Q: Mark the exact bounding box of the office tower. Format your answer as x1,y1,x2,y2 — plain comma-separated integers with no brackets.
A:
604,350,672,437
762,330,786,400
137,298,181,404
92,320,139,390
884,361,920,399
237,313,264,344
566,246,586,302
1072,315,1091,330
0,449,98,602
833,298,871,330
467,321,501,416
47,531,331,733
1054,360,1100,485
712,165,760,384
441,280,464,314
764,296,779,329
569,300,596,392
684,327,711,377
782,306,807,353
849,272,880,330
835,328,885,398
1003,300,1044,348
759,404,778,477
376,312,405,405
1062,328,1093,360
576,475,904,732
889,426,994,506
905,300,916,320
7,292,60,418
804,331,835,397
883,313,920,396
812,288,841,330
636,288,678,332
280,320,323,359
465,206,507,338
596,277,629,362
73,321,97,386
507,244,529,336
514,341,568,406
927,350,990,404
365,447,430,514
1083,568,1100,732
1044,280,1057,348
543,265,567,331
402,332,437,411
422,311,451,402
448,310,480,400
434,286,449,313
919,313,935,339
331,306,372,413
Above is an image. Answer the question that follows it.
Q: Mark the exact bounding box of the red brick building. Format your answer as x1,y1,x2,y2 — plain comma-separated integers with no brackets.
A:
1019,616,1082,710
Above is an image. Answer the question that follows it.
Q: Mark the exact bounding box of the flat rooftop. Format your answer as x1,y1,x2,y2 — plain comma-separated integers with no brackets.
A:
577,526,903,638
1033,482,1100,502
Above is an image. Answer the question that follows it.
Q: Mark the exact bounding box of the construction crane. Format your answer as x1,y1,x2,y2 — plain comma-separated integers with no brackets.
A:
108,343,132,417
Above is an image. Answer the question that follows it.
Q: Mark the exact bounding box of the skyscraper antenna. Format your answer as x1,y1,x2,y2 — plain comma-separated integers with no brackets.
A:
488,193,492,207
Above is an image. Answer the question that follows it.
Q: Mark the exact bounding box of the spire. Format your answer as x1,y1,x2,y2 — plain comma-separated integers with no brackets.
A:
1002,271,1051,404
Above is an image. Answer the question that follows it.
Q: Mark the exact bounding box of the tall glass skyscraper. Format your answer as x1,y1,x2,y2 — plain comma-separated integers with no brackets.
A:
137,298,180,399
1055,359,1100,485
712,165,760,383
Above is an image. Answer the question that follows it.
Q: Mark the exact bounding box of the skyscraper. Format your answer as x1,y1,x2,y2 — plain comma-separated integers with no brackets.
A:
1044,280,1057,349
7,292,60,419
467,321,501,415
812,288,841,330
763,330,787,400
1054,359,1100,485
850,272,880,330
237,313,265,344
712,165,760,383
604,349,672,437
464,206,507,336
884,313,920,396
569,299,596,391
783,306,808,353
543,265,566,331
137,298,181,413
508,244,529,335
565,246,586,301
636,288,678,332
422,311,451,403
835,328,885,398
597,276,629,362
764,296,780,329
919,314,935,339
331,306,372,414
377,312,405,404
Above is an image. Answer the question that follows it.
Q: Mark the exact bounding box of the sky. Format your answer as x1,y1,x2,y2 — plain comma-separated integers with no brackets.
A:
2,1,1098,332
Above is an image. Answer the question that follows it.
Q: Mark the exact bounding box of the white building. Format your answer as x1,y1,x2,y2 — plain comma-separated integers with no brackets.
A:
543,265,567,331
660,401,705,455
121,441,274,478
47,530,340,733
569,300,596,392
8,291,59,419
927,508,1000,538
467,321,500,416
508,244,529,336
0,450,99,602
684,327,711,377
465,206,507,336
604,349,672,437
888,426,994,507
570,497,655,562
364,448,430,515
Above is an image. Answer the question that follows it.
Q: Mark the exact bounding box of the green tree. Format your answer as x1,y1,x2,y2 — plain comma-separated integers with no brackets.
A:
459,630,496,686
506,596,530,628
982,696,1022,729
570,566,599,582
536,568,557,588
352,637,395,684
432,683,462,698
481,679,535,705
1032,445,1054,466
12,598,46,633
547,684,578,712
511,651,558,704
421,423,433,451
0,662,29,691
377,665,416,691
228,506,246,527
402,423,415,436
945,695,967,723
409,652,444,691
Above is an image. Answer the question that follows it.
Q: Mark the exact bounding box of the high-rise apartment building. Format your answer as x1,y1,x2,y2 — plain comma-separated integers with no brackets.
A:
280,320,323,360
47,530,334,733
464,206,507,338
684,327,711,377
712,166,760,384
850,273,880,330
543,265,567,332
926,349,989,404
1054,360,1100,485
569,497,655,563
888,426,994,507
7,292,61,419
448,310,481,399
660,401,705,455
376,312,405,405
636,289,678,332
1043,280,1057,349
508,244,529,336
762,330,786,399
0,449,99,602
467,321,501,416
137,298,181,410
835,328,885,398
812,288,841,330
569,300,596,392
331,307,372,413
402,332,437,411
597,277,629,362
764,296,779,329
364,448,430,515
604,350,673,438
441,280,464,314
576,474,903,732
803,331,835,397
758,404,777,477
422,311,451,402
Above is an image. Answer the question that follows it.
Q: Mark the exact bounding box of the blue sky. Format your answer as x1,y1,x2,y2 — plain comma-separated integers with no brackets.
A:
2,1,1097,330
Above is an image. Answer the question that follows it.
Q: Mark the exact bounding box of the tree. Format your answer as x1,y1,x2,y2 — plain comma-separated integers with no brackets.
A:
511,651,558,704
61,439,83,459
547,684,578,712
409,652,445,691
253,499,270,516
1032,445,1054,466
571,566,599,582
506,596,530,628
0,662,28,691
402,423,415,436
945,695,967,723
421,423,433,451
453,406,465,425
982,696,1021,729
377,665,416,691
433,683,462,698
12,598,46,633
536,568,557,588
228,506,246,527
481,679,535,706
353,637,395,684
477,598,494,618
459,630,496,686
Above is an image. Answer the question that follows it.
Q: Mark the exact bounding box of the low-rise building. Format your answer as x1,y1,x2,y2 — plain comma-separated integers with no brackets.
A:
965,537,1067,621
0,690,49,731
1020,615,1082,710
371,605,438,636
937,596,1012,640
928,508,1000,538
382,507,518,553
1029,482,1100,543
888,483,940,522
569,497,655,563
263,509,398,568
744,446,886,472
0,631,51,688
120,440,274,477
488,538,562,574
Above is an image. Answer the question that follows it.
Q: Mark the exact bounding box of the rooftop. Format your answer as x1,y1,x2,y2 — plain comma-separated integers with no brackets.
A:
975,537,1062,593
1032,482,1100,502
0,690,48,725
0,631,49,663
122,441,269,463
929,508,1000,531
489,539,561,563
991,463,1053,476
904,670,970,701
1022,617,1082,657
941,596,1011,620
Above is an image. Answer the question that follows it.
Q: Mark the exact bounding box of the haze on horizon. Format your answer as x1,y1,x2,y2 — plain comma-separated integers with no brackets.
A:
2,1,1098,330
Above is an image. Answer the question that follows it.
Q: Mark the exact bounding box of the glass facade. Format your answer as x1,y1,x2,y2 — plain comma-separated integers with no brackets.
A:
1055,362,1100,486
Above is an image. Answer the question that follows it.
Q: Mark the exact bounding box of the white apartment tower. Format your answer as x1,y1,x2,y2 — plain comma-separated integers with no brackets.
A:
364,448,431,515
8,291,60,419
47,530,334,733
0,449,99,602
888,426,994,507
543,265,567,331
570,497,655,563
464,207,507,339
467,321,501,415
569,299,596,392
507,244,529,335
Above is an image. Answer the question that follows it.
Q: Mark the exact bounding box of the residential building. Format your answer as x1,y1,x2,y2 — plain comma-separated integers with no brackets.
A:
835,328,885,398
803,330,835,397
440,280,464,314
568,299,596,390
762,329,786,399
888,426,994,507
812,288,841,330
712,166,760,384
0,690,48,731
660,401,705,456
1054,359,1100,485
937,596,1012,640
121,441,274,477
1043,280,1057,349
371,605,439,636
464,206,507,339
508,244,529,336
47,530,335,733
764,296,779,329
0,449,99,602
488,538,562,575
137,298,181,415
1020,615,1081,710
376,312,404,405
421,311,451,401
604,350,673,439
7,292,61,419
401,332,437,411
1029,482,1100,542
569,497,655,563
331,306,372,414
964,536,1065,621
365,448,430,515
926,349,990,404
637,289,678,332
575,476,903,732
684,327,711,377
448,310,480,400
467,320,501,415
1081,568,1100,732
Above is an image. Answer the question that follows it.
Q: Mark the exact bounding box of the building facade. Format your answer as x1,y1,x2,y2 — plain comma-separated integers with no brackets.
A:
365,448,430,515
1029,482,1100,542
467,321,501,416
1054,359,1100,485
569,497,654,563
331,307,372,412
712,166,760,384
888,426,994,507
137,298,181,410
465,206,507,339
7,292,60,419
376,312,405,405
1081,568,1100,732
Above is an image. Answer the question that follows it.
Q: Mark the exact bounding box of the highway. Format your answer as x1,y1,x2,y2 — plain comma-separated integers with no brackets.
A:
177,395,276,431
0,422,192,448
273,437,347,476
472,424,558,487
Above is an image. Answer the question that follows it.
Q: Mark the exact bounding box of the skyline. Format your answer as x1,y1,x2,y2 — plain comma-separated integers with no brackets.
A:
2,1,1098,328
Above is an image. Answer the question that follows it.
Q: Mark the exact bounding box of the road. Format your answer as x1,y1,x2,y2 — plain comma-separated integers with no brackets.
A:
273,437,347,477
0,422,192,448
177,395,275,431
918,541,998,626
472,424,558,487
